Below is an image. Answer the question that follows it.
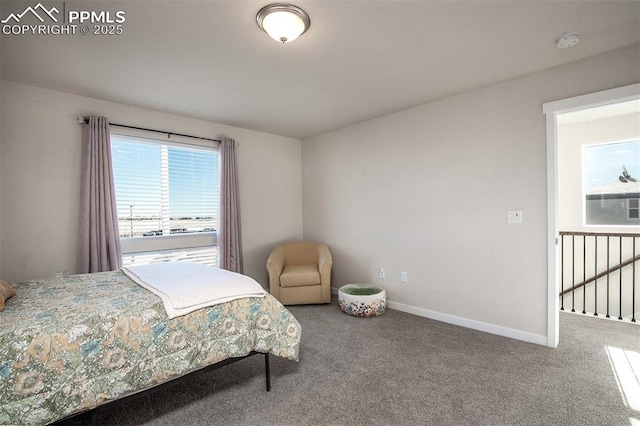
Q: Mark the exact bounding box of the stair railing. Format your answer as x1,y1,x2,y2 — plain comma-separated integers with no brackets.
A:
559,231,638,323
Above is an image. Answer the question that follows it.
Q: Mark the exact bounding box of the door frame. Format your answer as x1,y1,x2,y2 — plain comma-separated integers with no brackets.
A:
543,83,640,348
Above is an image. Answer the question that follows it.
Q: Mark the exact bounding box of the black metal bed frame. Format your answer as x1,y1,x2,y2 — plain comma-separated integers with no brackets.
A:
52,351,270,425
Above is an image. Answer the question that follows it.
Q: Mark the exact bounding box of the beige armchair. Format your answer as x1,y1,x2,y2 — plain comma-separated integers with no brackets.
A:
266,241,332,305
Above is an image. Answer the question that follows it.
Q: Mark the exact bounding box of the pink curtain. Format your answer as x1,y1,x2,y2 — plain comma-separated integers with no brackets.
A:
78,116,123,273
219,137,243,273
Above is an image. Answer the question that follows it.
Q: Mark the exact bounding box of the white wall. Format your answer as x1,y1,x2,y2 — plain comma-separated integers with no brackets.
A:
302,44,640,343
0,81,303,284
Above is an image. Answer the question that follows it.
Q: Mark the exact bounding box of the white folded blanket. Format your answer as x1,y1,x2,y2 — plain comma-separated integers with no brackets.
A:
122,262,267,319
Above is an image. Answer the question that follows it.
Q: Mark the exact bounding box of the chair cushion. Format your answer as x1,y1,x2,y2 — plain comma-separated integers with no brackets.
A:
280,264,321,288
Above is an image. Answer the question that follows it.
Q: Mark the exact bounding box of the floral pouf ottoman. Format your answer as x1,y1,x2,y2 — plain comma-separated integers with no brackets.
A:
338,283,386,317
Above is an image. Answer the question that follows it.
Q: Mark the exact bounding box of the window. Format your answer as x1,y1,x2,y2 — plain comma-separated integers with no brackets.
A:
629,199,639,220
583,140,640,226
111,133,219,266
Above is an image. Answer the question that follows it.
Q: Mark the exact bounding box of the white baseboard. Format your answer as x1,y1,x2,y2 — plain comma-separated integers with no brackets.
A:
331,286,548,346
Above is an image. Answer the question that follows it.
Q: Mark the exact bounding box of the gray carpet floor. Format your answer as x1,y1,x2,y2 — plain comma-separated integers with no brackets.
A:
75,301,639,426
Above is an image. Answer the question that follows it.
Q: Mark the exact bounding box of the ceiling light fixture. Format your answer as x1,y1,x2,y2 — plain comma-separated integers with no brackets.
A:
256,3,310,44
556,32,581,48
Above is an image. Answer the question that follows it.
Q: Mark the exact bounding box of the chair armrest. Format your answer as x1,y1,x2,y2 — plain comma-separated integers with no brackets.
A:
266,246,285,295
316,244,333,277
266,246,285,275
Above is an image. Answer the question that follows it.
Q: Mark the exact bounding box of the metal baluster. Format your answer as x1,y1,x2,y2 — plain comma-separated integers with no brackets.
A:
594,236,598,316
619,236,623,321
633,237,637,323
606,236,610,319
583,235,587,314
560,234,564,311
572,235,576,313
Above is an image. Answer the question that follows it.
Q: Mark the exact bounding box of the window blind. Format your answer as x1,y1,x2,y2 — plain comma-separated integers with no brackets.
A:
111,133,219,259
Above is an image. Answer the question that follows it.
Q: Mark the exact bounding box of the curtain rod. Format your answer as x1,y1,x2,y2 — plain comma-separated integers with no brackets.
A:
77,116,221,143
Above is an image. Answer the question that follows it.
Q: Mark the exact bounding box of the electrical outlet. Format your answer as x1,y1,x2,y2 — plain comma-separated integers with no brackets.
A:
378,268,385,279
400,271,408,282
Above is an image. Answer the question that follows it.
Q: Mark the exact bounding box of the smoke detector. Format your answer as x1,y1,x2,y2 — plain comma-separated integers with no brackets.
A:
556,32,580,48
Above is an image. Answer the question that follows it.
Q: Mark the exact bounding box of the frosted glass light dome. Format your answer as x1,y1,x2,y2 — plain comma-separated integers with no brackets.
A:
257,4,310,44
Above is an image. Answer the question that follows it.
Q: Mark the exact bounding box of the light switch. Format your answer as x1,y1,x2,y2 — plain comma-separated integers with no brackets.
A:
507,210,523,224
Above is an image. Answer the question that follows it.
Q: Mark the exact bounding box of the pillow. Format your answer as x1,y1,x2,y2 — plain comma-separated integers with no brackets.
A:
0,280,17,311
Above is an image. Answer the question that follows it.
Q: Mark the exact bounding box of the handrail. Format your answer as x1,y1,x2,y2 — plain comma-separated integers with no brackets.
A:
559,253,640,296
559,231,640,238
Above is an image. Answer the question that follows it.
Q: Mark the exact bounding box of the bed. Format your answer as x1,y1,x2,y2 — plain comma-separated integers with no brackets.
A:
0,264,301,425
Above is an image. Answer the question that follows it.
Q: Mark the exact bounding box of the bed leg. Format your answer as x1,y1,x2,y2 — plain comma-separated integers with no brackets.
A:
264,352,271,391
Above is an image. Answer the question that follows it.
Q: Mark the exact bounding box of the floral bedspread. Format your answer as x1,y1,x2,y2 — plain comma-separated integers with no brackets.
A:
0,270,301,425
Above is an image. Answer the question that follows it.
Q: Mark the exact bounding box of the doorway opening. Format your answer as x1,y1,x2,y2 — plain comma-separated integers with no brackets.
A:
544,83,640,348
